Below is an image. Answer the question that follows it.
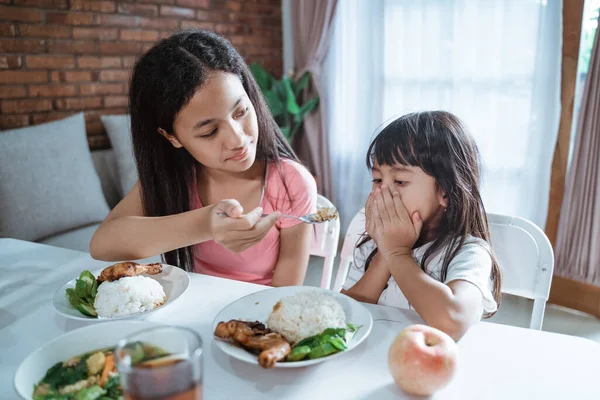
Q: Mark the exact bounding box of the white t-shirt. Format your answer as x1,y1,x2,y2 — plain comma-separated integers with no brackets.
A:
342,236,498,315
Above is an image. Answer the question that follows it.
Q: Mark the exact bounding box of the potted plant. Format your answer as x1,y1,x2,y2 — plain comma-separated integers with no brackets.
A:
249,63,320,145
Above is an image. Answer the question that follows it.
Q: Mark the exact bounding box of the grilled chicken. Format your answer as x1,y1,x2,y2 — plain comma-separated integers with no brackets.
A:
214,320,291,368
97,262,162,283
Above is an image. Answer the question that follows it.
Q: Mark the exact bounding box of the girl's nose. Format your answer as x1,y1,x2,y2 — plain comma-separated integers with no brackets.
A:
223,120,246,149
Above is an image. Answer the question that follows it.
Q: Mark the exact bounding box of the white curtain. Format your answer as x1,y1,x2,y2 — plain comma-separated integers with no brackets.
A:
323,0,562,232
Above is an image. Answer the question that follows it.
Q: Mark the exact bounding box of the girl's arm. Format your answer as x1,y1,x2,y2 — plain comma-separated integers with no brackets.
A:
90,182,278,261
382,253,483,341
342,254,390,304
271,222,313,286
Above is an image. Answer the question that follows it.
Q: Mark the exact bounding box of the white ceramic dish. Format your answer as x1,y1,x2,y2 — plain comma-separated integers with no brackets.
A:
212,286,373,368
53,264,190,321
14,320,163,400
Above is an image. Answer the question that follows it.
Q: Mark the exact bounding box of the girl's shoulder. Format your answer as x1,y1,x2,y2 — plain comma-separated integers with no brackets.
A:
267,159,317,195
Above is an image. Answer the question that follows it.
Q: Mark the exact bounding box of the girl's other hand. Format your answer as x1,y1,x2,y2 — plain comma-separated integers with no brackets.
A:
367,185,422,259
209,199,281,253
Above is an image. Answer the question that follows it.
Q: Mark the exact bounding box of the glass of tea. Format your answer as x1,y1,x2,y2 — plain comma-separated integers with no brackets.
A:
115,326,203,400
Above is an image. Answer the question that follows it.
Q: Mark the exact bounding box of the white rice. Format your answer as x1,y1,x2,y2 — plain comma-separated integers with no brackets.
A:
94,276,166,318
266,291,346,344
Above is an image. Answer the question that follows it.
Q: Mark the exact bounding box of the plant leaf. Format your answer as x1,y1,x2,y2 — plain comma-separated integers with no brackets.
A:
282,77,300,114
264,90,285,116
293,96,319,123
249,62,272,91
280,126,291,140
294,72,311,96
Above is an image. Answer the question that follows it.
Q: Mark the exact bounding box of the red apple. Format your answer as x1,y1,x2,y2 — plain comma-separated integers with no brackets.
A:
388,324,458,396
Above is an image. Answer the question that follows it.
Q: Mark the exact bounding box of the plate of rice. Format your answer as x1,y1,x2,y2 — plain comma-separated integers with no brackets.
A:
53,263,190,321
212,286,373,368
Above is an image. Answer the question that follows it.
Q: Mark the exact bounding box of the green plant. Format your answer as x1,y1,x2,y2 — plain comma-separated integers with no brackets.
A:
249,62,320,143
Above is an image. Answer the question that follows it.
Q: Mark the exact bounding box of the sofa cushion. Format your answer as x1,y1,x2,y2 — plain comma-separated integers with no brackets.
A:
100,114,138,197
91,149,121,209
0,113,110,241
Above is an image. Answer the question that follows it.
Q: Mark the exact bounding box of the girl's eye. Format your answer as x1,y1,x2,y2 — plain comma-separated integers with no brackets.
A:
394,180,407,186
371,179,382,184
235,107,249,119
200,128,217,138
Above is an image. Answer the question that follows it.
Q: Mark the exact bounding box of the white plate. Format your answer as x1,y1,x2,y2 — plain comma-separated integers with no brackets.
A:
14,320,164,400
53,263,190,321
212,286,373,368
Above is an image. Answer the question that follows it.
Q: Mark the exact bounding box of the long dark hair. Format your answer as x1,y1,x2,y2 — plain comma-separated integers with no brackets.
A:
358,111,501,317
129,29,298,271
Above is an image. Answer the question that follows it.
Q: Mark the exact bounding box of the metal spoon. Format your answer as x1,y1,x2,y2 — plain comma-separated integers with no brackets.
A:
216,208,338,225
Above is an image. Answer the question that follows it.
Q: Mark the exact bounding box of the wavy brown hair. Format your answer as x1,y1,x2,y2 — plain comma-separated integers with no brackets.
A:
129,29,298,271
357,111,501,317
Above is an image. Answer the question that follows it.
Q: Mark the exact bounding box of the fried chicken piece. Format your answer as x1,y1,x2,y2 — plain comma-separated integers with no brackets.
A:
214,320,291,368
97,262,162,283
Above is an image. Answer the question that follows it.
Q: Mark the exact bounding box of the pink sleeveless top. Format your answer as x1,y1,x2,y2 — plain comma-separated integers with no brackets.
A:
190,160,317,285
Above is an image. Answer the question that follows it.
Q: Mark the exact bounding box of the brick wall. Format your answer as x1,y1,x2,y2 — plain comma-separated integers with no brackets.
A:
0,0,283,149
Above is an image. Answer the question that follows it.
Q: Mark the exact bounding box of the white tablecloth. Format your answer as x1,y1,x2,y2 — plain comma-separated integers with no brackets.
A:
1,238,599,399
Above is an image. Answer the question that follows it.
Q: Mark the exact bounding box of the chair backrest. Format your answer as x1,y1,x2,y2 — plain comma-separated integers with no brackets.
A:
331,208,365,292
310,194,341,289
332,209,554,329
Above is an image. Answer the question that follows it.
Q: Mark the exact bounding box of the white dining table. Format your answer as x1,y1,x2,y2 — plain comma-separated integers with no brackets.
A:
1,238,599,400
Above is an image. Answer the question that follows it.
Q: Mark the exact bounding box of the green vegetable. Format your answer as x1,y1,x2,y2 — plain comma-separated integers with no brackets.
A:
41,357,88,389
66,270,98,318
103,375,122,398
308,342,338,359
286,324,362,362
74,386,106,400
286,345,311,362
33,394,73,400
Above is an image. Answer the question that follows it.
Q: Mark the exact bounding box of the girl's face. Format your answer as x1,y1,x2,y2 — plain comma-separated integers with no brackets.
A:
370,160,448,232
161,71,259,173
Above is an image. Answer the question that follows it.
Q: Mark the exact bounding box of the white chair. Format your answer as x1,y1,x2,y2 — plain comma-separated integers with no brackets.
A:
310,194,341,290
331,208,365,293
487,213,554,330
332,209,554,330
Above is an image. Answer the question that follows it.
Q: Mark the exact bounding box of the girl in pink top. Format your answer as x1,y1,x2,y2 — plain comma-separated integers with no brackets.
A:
90,29,317,286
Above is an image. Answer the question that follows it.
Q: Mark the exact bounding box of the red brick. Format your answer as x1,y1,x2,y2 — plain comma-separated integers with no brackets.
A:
98,14,139,27
176,0,211,8
157,31,173,40
118,3,158,17
120,29,159,42
50,71,60,82
80,83,123,95
73,27,118,41
18,24,71,39
26,56,75,69
0,115,30,130
0,85,27,99
99,69,130,82
77,56,121,69
14,0,68,8
0,6,43,22
243,3,281,16
0,71,47,84
1,98,52,113
104,95,128,108
225,1,242,12
31,111,74,124
0,39,45,53
215,24,246,35
136,0,175,4
0,56,22,69
48,40,98,55
46,12,98,26
139,17,179,30
122,56,137,68
58,71,97,82
99,42,143,55
89,134,111,150
70,0,116,13
55,97,102,110
29,84,77,97
160,6,195,19
182,20,214,30
0,22,16,36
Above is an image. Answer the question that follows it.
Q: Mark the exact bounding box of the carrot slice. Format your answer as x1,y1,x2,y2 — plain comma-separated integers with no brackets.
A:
99,353,115,387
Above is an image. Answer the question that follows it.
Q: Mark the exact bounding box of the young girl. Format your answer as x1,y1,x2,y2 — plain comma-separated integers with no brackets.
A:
343,111,501,340
90,29,317,287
